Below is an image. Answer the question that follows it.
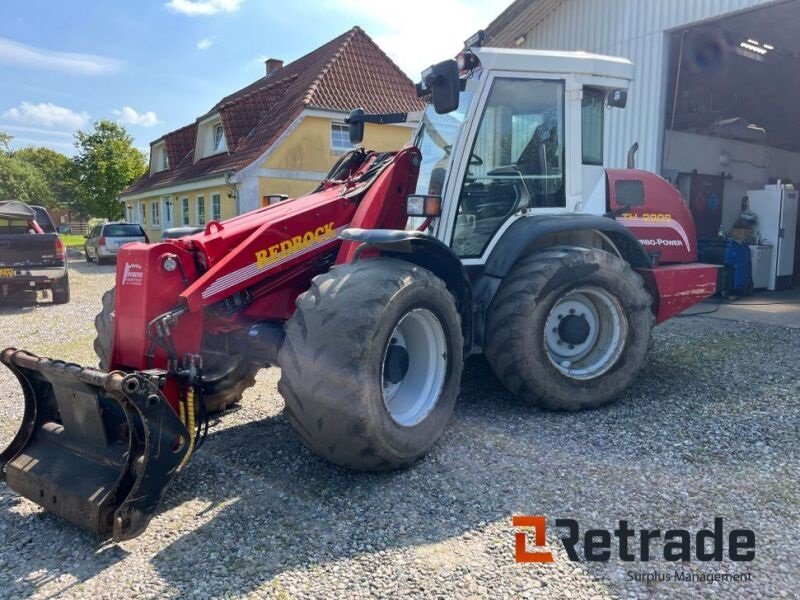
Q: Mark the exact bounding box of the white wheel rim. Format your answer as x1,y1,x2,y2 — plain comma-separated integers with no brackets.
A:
381,308,448,427
543,286,628,380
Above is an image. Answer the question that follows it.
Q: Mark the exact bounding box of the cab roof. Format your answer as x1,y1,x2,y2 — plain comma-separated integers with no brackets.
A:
473,47,634,85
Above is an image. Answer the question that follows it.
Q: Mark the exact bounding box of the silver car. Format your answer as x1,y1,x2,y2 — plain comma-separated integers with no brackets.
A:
84,222,148,264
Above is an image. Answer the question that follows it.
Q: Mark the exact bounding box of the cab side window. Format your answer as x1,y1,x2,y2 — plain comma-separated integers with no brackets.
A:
452,78,565,258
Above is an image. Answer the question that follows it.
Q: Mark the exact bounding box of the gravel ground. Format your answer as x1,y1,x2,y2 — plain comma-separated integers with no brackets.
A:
0,256,798,599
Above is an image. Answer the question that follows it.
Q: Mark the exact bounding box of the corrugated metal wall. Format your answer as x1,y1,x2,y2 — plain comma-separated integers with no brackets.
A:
513,0,777,172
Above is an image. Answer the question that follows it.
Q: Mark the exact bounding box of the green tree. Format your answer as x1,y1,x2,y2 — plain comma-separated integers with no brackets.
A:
0,153,52,203
0,131,12,152
72,120,147,219
12,146,76,209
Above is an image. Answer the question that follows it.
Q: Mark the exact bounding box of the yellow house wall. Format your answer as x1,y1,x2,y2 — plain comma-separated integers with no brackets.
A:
256,116,415,202
263,116,414,172
124,115,415,229
128,185,236,241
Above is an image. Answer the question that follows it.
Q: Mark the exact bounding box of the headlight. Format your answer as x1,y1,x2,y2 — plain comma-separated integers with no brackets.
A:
163,255,178,272
406,195,442,218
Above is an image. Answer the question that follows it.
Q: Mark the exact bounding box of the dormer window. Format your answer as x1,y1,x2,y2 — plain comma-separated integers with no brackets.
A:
195,115,227,161
213,124,225,153
150,142,169,174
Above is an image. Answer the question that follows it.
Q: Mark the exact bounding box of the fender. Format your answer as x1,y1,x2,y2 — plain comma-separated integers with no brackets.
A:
482,214,652,279
339,228,472,354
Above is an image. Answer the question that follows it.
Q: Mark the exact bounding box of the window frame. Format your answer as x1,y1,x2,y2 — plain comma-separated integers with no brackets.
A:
151,201,160,226
211,193,221,222
213,124,225,153
181,197,190,226
581,87,605,166
330,122,354,152
448,75,567,259
139,203,146,225
196,195,206,226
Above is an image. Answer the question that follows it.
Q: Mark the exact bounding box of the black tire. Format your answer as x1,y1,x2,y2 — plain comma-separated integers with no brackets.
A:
85,246,93,263
278,258,463,471
93,287,258,413
485,247,653,411
51,273,70,304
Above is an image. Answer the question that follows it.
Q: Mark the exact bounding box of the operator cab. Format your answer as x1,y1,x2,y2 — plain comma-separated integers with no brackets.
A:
410,44,634,261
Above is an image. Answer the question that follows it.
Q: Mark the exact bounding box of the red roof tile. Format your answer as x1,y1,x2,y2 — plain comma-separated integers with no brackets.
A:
123,27,423,196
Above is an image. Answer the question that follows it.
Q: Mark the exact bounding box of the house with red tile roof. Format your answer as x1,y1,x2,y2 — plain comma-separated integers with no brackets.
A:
120,27,423,240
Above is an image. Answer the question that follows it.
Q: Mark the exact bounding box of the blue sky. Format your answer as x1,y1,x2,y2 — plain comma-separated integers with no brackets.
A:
0,0,509,156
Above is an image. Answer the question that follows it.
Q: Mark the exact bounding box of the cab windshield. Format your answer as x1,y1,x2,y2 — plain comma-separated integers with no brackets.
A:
413,91,474,197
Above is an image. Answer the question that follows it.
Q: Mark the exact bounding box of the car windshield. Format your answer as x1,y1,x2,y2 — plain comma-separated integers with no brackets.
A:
413,90,474,197
104,224,144,237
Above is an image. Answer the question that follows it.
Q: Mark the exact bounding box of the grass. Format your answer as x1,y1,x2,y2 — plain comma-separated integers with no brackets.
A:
60,234,86,248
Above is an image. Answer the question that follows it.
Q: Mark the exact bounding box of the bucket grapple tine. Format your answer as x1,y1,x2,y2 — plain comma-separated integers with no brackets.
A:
0,348,190,541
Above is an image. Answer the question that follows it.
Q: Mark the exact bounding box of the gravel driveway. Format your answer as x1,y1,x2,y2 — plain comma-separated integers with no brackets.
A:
0,257,798,599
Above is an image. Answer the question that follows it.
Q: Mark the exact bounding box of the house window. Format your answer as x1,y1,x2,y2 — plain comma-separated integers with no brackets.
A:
151,202,160,226
196,196,206,225
181,197,190,226
140,203,146,225
331,122,354,151
211,193,221,221
162,196,172,225
151,143,168,173
213,124,225,153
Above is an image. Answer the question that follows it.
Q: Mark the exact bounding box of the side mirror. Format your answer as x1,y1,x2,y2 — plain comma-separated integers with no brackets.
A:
424,59,460,115
606,89,628,109
347,108,365,145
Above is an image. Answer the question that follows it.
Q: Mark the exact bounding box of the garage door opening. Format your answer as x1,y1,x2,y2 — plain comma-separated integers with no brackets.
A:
662,0,800,292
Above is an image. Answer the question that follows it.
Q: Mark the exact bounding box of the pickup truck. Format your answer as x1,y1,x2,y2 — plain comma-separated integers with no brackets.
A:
0,200,70,304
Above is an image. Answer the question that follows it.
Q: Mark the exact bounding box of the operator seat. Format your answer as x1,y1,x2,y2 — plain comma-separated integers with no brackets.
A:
515,120,562,207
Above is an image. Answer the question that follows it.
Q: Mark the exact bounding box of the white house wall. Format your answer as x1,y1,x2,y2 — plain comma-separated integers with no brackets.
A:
513,0,778,172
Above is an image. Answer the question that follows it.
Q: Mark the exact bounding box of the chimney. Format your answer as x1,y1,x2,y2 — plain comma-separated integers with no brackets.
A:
265,58,283,76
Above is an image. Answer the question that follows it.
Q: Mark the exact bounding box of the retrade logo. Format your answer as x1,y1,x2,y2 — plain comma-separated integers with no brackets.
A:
513,517,755,563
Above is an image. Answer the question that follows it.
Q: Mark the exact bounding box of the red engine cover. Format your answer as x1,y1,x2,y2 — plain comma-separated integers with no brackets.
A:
607,169,697,264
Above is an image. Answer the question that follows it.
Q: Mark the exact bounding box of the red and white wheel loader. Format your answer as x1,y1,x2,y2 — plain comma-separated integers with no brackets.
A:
0,40,717,540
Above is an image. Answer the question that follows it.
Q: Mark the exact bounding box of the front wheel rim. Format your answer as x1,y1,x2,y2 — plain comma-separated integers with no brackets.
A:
382,308,448,427
543,286,628,380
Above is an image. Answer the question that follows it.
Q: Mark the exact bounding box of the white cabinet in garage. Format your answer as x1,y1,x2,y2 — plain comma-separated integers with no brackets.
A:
750,245,773,289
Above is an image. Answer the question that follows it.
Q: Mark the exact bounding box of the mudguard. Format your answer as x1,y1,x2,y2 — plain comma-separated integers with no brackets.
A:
0,349,189,541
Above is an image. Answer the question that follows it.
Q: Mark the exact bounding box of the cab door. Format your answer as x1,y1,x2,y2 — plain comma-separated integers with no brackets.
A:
441,74,573,261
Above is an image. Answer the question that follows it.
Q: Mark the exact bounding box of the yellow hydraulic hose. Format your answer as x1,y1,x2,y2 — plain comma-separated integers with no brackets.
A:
179,387,197,468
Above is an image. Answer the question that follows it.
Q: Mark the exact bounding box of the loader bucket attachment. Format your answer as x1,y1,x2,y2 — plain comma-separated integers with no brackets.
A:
0,348,190,541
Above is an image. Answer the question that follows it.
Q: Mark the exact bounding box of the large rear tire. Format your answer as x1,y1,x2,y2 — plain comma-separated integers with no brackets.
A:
278,258,463,471
93,287,258,413
485,247,653,411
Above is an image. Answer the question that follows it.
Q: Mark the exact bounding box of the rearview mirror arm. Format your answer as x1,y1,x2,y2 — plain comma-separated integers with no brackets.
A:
345,112,409,126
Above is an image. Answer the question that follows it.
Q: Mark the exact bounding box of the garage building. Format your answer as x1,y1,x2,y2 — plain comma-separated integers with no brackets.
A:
486,0,800,291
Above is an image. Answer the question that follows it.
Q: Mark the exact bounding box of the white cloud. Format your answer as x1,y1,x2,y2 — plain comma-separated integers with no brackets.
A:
113,107,160,127
166,0,242,16
197,36,215,50
0,36,122,76
2,101,89,129
2,124,73,138
325,0,509,77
